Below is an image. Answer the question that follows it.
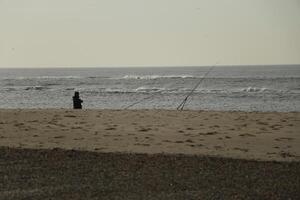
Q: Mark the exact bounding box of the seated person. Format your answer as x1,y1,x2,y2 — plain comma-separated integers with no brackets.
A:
73,91,83,109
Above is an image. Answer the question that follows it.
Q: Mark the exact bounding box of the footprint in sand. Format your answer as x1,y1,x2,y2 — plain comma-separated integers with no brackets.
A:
28,120,39,123
239,133,255,137
74,138,84,141
71,126,82,129
138,128,152,132
279,151,295,158
189,144,203,147
64,115,76,118
185,139,194,143
233,147,249,152
15,123,25,127
270,124,282,130
134,143,150,146
94,147,106,151
275,137,294,141
259,127,267,131
199,131,218,136
54,136,65,139
214,145,223,150
257,121,269,125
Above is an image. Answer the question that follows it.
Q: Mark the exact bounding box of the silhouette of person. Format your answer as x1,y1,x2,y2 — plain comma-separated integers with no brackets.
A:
73,91,83,109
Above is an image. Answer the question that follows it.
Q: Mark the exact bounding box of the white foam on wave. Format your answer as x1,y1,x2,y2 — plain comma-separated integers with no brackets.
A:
62,86,281,95
3,76,82,80
24,86,50,91
241,87,268,93
135,86,165,92
121,75,196,80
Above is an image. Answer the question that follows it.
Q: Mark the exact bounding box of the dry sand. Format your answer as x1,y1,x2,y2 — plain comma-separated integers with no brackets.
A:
0,109,299,161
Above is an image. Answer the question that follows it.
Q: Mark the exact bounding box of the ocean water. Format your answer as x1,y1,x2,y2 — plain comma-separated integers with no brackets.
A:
0,65,299,112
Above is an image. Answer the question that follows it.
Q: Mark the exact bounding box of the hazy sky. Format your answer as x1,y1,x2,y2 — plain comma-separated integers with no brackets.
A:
0,0,299,68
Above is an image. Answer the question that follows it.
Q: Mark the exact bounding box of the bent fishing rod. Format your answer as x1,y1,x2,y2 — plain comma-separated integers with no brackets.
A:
176,65,215,111
123,76,161,109
123,91,161,109
124,64,216,110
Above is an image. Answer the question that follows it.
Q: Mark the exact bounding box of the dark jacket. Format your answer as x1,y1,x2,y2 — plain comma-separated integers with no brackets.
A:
73,92,83,109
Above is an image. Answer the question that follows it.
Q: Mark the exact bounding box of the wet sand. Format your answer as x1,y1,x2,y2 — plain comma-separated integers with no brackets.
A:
0,109,299,161
1,147,299,200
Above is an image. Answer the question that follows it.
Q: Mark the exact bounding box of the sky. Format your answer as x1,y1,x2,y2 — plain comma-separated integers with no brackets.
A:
0,0,299,68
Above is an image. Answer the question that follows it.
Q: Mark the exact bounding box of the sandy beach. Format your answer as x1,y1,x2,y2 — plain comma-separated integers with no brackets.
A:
1,109,300,199
0,109,299,161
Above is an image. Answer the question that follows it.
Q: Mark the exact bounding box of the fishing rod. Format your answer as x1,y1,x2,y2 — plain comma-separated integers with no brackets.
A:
123,91,161,109
124,64,216,110
176,65,215,111
123,76,161,109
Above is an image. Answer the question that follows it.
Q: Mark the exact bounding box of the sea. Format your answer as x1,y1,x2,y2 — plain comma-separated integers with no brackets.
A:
0,65,299,112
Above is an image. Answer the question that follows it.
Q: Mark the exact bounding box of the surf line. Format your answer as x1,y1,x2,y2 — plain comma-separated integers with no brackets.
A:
176,65,215,111
124,64,216,110
123,76,161,109
123,92,160,109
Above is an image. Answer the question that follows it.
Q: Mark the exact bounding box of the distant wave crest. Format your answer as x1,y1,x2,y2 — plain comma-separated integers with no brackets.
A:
121,75,197,80
24,86,50,91
241,87,269,93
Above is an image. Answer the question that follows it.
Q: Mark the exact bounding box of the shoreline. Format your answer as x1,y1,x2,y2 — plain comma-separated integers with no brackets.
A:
1,108,299,112
0,109,299,161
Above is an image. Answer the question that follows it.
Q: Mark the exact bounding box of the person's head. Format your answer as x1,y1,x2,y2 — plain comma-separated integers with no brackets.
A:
74,91,80,98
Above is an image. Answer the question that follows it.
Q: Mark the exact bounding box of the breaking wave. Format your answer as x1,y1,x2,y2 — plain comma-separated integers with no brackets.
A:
241,87,269,93
24,86,50,91
72,86,284,95
121,75,197,80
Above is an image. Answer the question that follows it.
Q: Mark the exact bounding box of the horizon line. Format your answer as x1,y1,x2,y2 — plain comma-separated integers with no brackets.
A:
0,64,299,69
